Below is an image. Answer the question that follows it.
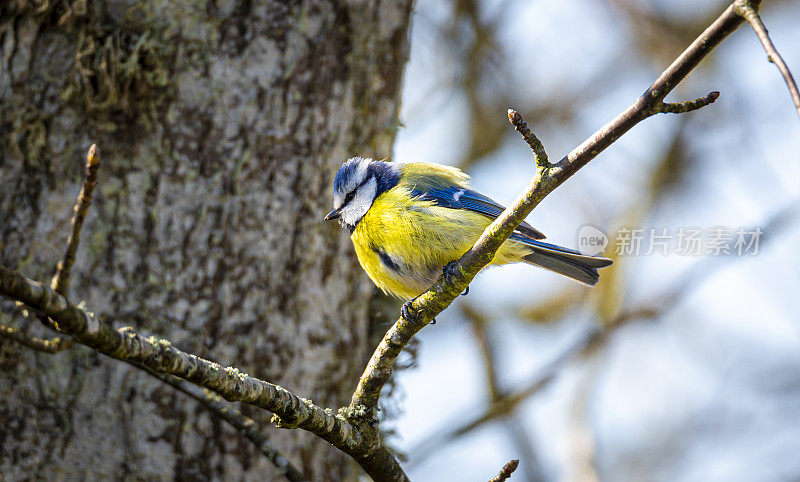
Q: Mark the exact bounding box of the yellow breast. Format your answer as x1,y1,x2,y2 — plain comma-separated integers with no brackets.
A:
350,185,529,299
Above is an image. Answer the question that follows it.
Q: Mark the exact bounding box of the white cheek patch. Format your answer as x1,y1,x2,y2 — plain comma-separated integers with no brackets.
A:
341,177,378,227
453,189,465,202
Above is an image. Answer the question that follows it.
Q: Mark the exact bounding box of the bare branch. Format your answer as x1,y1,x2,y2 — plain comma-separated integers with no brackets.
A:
507,109,548,167
411,199,799,465
0,321,72,353
489,459,519,482
350,0,753,414
735,0,800,120
657,91,720,114
412,199,798,468
51,144,101,296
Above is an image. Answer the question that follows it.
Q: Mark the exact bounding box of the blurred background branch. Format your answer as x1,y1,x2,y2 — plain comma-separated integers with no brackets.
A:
392,0,800,480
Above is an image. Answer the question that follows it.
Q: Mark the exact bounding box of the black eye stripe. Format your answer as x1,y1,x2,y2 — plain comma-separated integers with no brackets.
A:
340,190,356,208
340,175,373,208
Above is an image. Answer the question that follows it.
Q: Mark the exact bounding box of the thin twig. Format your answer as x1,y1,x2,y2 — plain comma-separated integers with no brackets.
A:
37,143,100,337
51,144,100,295
139,367,309,482
0,322,72,353
735,0,800,121
507,109,548,167
349,0,754,414
489,459,519,482
658,91,720,114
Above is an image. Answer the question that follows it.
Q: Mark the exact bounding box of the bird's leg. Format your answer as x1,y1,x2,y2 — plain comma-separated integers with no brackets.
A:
443,260,469,296
401,298,437,325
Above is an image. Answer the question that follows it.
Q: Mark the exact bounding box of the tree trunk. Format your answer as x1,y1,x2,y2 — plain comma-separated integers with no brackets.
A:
0,1,412,480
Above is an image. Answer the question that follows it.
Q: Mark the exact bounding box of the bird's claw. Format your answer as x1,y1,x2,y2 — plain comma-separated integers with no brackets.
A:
401,300,416,323
443,261,469,296
402,299,437,325
443,260,459,283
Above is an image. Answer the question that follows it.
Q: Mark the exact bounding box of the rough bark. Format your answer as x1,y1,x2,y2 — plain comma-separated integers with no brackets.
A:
0,1,412,480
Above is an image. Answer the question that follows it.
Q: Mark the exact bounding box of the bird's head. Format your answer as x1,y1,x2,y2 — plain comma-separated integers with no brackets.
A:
325,157,400,232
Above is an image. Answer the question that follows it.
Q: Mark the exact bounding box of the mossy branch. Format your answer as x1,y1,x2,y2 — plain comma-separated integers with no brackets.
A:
0,264,408,481
349,0,756,413
0,317,308,482
0,265,361,445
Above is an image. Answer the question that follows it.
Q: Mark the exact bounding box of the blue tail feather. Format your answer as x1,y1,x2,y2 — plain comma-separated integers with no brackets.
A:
511,234,613,286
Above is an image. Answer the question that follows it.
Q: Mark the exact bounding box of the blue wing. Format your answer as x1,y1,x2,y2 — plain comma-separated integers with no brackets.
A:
411,186,546,240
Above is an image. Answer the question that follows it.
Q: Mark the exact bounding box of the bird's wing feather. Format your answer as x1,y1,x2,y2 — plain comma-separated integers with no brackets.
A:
400,163,546,240
401,162,472,187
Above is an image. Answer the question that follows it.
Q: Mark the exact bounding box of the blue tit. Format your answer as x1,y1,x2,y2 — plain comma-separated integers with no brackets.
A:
324,157,612,301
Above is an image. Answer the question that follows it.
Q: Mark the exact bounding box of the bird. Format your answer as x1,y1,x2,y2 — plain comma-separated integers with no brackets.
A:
324,157,612,316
